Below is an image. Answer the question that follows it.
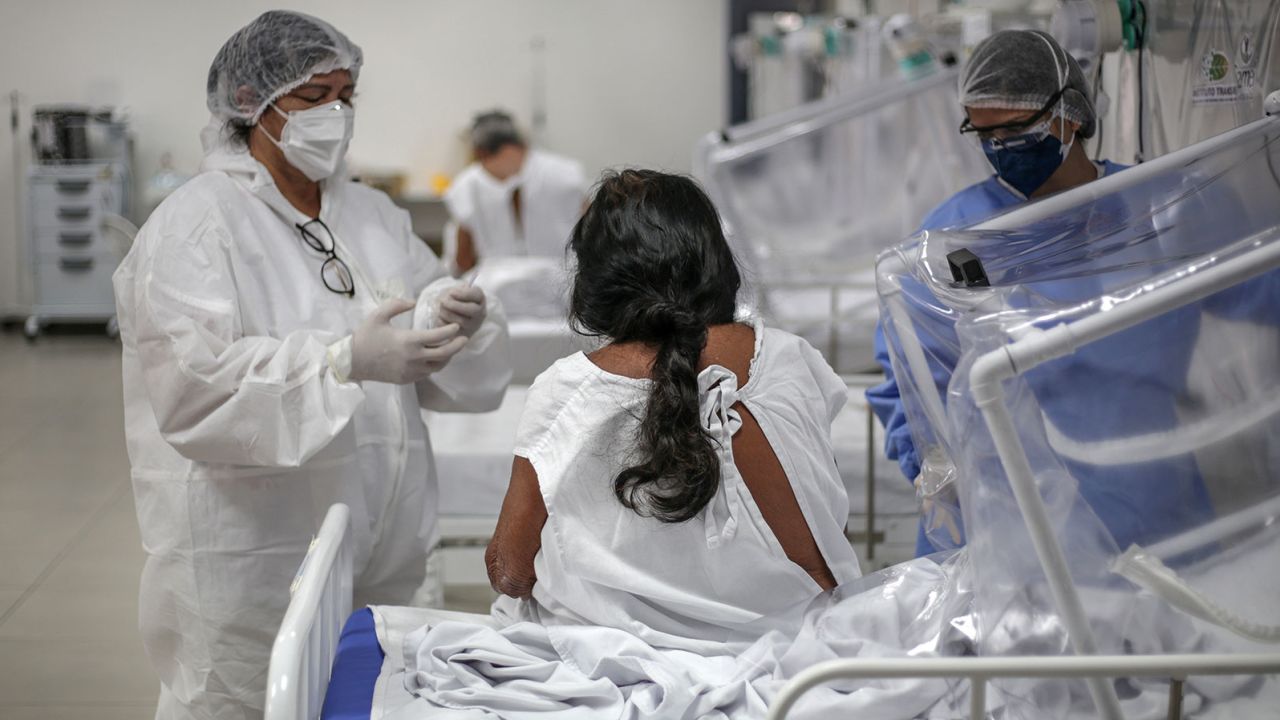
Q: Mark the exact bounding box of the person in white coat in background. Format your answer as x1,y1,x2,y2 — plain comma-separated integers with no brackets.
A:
445,110,587,274
112,11,511,719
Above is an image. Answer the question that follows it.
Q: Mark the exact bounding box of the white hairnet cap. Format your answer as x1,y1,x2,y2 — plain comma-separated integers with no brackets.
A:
206,10,363,126
960,30,1097,139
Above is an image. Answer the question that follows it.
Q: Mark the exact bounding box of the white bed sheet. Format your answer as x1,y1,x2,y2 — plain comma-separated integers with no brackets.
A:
369,605,499,719
367,556,967,720
364,535,1280,720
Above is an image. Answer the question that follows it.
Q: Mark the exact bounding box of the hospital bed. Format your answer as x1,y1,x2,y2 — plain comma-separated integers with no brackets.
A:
272,294,1280,717
266,504,501,720
269,499,1280,720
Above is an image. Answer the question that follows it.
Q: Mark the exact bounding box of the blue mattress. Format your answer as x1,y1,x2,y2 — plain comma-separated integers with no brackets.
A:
321,608,384,720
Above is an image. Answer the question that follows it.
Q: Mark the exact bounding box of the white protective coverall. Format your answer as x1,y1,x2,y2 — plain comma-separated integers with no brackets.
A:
113,132,510,719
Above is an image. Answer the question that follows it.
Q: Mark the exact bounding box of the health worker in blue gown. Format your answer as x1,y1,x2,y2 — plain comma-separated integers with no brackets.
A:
866,30,1136,556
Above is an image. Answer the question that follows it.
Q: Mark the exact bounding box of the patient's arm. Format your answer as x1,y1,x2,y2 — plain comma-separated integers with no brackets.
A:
486,456,547,599
734,404,839,591
456,225,478,274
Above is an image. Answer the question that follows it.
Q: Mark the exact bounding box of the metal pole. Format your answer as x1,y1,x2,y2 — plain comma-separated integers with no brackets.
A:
969,371,1124,720
1145,494,1280,561
969,676,986,720
829,284,840,370
865,401,876,563
710,69,960,158
1166,679,1184,720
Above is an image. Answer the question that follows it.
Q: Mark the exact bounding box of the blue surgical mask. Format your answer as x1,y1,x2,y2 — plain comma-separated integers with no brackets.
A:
981,118,1071,197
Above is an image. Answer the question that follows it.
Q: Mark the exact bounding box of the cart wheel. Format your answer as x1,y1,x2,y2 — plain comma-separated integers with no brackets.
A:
106,317,120,339
23,316,40,340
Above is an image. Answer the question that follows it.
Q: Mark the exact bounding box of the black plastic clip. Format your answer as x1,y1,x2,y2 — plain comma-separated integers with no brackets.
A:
947,248,990,288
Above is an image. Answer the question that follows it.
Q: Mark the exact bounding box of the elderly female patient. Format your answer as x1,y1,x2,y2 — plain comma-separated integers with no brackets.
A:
485,169,861,648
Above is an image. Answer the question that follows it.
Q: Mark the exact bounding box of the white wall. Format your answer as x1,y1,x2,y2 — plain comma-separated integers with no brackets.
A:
0,0,727,316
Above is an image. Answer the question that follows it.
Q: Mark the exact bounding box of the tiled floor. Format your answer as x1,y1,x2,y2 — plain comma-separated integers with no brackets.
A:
0,328,493,719
0,329,154,717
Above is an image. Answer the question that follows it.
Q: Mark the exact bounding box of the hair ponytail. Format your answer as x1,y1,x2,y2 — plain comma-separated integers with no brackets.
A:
614,305,722,522
567,170,742,523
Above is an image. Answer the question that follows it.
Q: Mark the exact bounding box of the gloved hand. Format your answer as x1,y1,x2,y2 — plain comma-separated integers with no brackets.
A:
346,298,468,385
915,449,964,549
436,284,488,339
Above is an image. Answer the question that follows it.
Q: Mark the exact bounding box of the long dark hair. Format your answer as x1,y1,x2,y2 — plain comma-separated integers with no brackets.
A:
568,169,742,523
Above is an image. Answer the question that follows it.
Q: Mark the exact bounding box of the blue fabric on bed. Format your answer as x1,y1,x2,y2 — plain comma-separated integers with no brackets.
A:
321,608,384,720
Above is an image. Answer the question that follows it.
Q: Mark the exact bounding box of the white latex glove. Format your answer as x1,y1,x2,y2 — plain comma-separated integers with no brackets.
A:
915,450,964,548
344,298,467,385
436,284,488,339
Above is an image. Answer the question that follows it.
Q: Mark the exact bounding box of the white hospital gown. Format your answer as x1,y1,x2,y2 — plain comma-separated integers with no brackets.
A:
509,322,863,649
400,323,869,717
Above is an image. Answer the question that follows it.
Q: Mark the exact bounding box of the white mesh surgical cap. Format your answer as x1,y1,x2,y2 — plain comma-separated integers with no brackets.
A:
960,30,1097,139
206,10,363,125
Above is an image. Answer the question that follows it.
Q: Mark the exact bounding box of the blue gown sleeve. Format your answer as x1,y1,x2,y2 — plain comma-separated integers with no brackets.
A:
866,321,922,482
864,184,1003,483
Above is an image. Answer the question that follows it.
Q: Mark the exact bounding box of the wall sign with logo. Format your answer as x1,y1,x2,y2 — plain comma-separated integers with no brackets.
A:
1192,31,1264,105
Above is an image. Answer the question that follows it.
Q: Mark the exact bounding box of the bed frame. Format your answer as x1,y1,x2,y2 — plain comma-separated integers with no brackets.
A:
271,500,1280,720
265,503,354,720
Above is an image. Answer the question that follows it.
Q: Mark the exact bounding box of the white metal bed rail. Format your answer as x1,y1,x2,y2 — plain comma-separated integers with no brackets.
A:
265,503,354,720
766,653,1280,720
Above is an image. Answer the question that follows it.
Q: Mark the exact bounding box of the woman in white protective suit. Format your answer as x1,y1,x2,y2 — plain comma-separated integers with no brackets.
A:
112,11,511,719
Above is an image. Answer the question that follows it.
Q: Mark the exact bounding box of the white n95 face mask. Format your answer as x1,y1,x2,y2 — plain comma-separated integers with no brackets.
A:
263,101,355,181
